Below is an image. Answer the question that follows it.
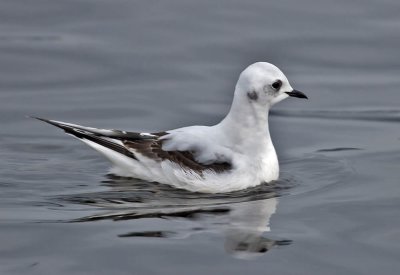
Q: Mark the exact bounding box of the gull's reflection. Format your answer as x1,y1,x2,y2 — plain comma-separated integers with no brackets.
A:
64,177,292,258
224,198,291,258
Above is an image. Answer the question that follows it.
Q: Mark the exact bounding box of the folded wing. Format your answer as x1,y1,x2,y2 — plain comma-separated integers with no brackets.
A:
33,117,231,174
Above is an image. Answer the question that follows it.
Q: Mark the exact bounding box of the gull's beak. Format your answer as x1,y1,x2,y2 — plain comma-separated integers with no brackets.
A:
285,89,308,99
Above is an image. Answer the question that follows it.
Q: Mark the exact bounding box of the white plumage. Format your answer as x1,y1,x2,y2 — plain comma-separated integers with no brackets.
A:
34,62,307,193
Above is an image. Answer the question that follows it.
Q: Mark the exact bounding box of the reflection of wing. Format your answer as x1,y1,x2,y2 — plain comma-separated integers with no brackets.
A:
62,183,290,257
72,206,230,222
34,117,231,174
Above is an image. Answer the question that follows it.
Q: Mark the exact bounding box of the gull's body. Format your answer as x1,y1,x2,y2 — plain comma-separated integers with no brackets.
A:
34,62,307,193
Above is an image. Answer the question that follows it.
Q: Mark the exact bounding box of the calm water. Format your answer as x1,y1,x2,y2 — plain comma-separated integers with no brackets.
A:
1,0,400,274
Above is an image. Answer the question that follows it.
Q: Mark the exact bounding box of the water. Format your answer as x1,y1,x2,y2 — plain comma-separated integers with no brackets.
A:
1,0,400,274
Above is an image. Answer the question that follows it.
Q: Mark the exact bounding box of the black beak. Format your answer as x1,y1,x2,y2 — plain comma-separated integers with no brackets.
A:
285,89,308,99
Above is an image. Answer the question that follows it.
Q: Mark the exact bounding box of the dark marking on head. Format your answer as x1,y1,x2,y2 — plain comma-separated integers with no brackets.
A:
247,91,258,101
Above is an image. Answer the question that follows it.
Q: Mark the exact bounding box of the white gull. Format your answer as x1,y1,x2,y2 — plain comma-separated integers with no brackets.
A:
34,62,307,193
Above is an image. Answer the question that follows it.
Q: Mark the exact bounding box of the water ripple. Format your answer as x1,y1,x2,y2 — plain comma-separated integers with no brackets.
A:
272,109,400,122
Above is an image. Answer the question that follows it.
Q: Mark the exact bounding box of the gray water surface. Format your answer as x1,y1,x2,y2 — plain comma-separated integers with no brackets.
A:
1,0,400,274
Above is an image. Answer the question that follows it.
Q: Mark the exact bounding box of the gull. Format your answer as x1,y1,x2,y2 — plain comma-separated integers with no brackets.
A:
33,62,307,193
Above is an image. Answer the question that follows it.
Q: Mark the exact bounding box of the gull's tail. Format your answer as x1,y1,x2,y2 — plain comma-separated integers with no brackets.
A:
31,117,137,159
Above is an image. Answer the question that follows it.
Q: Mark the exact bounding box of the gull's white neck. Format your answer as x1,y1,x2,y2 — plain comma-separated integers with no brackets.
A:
217,87,273,154
216,86,279,182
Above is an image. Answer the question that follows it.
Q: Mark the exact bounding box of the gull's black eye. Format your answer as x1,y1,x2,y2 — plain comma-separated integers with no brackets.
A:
271,80,282,90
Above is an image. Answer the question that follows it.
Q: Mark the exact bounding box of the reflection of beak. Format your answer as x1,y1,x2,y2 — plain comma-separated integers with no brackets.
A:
285,89,308,99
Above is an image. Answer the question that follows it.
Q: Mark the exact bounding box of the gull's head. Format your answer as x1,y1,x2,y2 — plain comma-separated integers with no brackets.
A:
235,62,307,108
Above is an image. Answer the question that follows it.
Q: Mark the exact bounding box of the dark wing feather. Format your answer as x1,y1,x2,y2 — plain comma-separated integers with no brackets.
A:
32,117,154,140
33,117,138,159
123,139,231,174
